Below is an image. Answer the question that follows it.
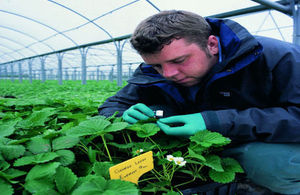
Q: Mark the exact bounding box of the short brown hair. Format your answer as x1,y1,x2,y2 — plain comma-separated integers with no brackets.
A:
130,10,212,55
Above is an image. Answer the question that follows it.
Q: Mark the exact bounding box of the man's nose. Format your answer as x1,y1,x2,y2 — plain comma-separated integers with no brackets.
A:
162,64,179,78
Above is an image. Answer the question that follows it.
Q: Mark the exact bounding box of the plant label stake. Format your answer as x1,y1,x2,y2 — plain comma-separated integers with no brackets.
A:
109,151,154,184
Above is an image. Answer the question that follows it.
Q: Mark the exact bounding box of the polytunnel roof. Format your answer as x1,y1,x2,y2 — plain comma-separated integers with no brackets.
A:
0,0,294,66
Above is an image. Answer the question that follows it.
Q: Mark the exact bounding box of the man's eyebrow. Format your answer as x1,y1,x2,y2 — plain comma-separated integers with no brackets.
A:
147,55,187,66
166,55,186,62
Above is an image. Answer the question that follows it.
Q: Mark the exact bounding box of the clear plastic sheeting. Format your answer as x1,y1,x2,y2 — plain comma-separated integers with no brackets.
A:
0,0,294,84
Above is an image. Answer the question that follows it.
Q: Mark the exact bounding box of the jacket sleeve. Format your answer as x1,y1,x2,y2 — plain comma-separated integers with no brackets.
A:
98,84,141,117
202,106,300,143
202,40,300,143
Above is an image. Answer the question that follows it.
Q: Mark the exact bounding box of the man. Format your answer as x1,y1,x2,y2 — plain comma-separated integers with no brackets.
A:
98,10,300,194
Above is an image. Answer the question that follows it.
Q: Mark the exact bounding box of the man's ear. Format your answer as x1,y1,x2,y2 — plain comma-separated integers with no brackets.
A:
207,35,219,55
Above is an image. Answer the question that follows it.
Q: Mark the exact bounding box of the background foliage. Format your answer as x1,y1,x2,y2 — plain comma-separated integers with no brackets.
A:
0,80,243,195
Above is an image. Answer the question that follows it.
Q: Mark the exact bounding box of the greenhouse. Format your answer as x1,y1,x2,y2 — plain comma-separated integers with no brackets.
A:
0,0,298,86
1,0,300,195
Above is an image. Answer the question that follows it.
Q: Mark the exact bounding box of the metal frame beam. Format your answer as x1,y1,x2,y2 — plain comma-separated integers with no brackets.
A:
251,0,292,15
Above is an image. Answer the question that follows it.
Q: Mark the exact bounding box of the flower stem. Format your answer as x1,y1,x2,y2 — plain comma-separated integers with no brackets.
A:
139,176,159,183
127,132,133,143
151,168,163,179
147,137,169,178
148,137,163,154
101,134,112,161
174,177,196,188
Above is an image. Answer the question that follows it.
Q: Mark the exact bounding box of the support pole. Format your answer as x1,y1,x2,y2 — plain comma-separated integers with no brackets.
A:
292,1,300,45
40,56,47,83
4,65,8,80
28,59,33,83
72,68,77,81
116,41,122,86
97,66,100,81
116,40,128,86
18,62,23,83
56,53,64,85
109,67,114,82
10,63,14,82
80,47,89,85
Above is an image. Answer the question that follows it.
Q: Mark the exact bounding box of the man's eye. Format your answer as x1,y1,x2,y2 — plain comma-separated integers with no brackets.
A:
173,59,184,64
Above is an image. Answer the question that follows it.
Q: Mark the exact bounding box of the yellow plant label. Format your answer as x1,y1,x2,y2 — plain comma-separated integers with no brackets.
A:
109,151,154,184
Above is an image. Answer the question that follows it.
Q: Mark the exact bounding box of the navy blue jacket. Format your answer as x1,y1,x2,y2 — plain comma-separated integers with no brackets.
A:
99,18,300,143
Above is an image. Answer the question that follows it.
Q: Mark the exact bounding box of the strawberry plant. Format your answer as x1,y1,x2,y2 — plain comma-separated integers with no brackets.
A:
0,80,243,194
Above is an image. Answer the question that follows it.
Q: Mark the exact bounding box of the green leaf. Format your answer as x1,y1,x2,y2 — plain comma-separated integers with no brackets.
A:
17,108,57,129
208,158,243,183
93,161,114,179
189,142,207,153
52,136,79,151
34,189,60,195
27,136,51,154
25,162,60,193
222,158,244,173
203,155,224,172
42,129,61,139
187,148,206,162
7,138,30,145
72,176,139,195
0,179,13,195
66,118,111,136
55,150,75,166
14,152,58,166
25,178,56,194
209,168,235,183
26,162,60,180
60,122,75,133
0,123,15,137
0,160,10,171
136,124,160,138
131,142,154,153
0,168,27,180
156,136,187,150
54,166,78,194
185,159,205,165
0,145,25,160
87,146,97,163
190,130,231,148
104,122,128,133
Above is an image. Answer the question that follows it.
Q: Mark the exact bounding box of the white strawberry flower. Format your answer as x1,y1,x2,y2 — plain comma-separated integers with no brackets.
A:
174,157,187,166
166,155,175,162
136,149,144,154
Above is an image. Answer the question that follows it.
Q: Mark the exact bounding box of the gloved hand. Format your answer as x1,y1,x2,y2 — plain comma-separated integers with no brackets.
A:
122,103,154,124
157,113,206,136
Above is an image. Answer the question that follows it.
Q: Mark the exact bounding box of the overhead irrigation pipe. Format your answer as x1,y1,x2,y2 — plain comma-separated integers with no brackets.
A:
251,0,293,15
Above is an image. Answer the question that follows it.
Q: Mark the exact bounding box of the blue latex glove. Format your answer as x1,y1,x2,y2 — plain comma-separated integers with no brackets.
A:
157,113,206,136
122,103,154,124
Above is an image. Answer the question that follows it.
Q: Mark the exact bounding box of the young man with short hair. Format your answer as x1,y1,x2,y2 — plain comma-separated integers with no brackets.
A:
99,10,300,194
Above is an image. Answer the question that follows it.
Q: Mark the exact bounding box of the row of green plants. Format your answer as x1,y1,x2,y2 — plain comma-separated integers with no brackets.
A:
0,80,243,195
